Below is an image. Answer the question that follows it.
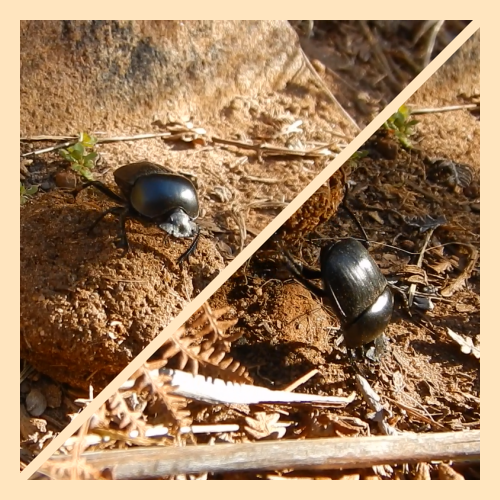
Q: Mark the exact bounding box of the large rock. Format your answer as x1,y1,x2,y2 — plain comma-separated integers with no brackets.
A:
21,20,304,135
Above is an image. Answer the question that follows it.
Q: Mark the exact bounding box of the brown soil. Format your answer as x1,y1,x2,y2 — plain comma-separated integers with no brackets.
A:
205,32,480,479
20,22,476,475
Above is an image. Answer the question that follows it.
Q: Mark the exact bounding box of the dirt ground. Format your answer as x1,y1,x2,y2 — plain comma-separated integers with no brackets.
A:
206,33,480,479
20,22,478,477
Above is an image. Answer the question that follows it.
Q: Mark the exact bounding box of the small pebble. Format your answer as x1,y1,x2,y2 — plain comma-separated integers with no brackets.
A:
26,388,47,417
375,138,398,160
54,171,78,188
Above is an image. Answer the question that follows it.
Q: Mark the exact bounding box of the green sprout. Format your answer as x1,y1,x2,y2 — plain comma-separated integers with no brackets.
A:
59,132,98,180
348,149,369,167
20,183,38,205
383,105,419,149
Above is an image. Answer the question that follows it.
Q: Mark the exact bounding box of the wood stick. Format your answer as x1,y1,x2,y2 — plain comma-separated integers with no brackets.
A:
35,430,480,480
410,104,479,115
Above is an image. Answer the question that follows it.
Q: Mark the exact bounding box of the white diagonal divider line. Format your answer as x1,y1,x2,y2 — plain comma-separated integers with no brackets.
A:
21,20,480,479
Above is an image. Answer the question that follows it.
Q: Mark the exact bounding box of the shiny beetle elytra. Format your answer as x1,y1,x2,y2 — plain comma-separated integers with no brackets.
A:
284,238,394,348
78,161,200,264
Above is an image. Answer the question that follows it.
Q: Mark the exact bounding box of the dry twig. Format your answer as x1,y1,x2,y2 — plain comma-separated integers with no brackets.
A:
35,430,480,479
300,47,360,133
422,21,445,68
410,104,479,115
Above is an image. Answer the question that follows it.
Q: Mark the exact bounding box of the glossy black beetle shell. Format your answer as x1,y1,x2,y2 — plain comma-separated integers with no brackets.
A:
114,162,199,221
79,161,200,263
320,239,393,348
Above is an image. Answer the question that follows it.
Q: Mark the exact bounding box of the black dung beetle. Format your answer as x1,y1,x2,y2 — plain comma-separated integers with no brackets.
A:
78,161,200,264
284,238,394,348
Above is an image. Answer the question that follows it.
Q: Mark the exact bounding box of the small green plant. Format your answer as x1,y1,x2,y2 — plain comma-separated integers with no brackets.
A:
59,132,98,180
383,105,419,148
20,182,38,205
348,149,369,167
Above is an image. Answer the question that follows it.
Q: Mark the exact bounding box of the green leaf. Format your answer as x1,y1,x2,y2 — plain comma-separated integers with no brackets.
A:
80,132,97,148
393,112,405,127
350,150,369,160
395,131,412,149
84,151,98,161
59,149,72,161
398,104,410,117
20,182,38,204
81,169,94,181
71,163,93,181
73,142,84,152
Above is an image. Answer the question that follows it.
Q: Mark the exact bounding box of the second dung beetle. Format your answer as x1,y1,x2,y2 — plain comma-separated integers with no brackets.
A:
77,161,200,264
284,238,394,349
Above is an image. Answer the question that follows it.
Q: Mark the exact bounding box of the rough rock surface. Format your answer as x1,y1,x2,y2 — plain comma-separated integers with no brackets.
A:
21,20,304,135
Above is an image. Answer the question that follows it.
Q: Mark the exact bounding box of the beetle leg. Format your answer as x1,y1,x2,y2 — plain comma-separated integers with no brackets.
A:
282,248,323,279
288,267,328,298
300,265,323,280
341,180,370,246
177,226,201,265
282,250,328,298
87,206,124,234
115,208,130,251
78,181,126,205
346,348,366,374
87,206,130,252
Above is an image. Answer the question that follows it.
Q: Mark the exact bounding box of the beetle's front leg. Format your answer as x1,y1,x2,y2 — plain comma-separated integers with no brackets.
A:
282,249,327,298
177,226,201,265
300,264,323,280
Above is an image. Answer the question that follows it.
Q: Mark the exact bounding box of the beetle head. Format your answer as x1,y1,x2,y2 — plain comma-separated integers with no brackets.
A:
159,209,198,238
